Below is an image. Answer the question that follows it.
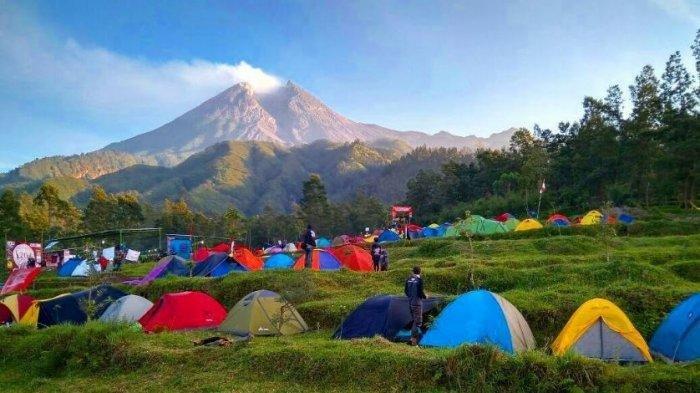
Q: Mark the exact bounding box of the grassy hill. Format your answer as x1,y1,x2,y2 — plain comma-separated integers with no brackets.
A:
1,215,698,392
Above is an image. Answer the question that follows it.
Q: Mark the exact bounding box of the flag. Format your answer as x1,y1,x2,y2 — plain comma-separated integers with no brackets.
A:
539,179,546,194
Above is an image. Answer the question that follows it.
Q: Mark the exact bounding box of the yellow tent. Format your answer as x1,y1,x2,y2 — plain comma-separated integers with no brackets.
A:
552,298,652,362
514,218,543,231
428,223,440,229
363,235,375,244
580,210,603,225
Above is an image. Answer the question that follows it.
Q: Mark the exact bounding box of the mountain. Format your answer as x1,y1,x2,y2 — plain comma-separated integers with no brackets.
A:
105,81,516,165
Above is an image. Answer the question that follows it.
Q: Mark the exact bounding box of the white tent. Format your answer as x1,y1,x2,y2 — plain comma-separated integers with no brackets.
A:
100,295,153,323
283,243,297,253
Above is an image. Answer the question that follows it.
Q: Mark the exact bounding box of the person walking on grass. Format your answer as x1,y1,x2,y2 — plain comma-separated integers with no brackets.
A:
302,224,316,269
405,266,427,346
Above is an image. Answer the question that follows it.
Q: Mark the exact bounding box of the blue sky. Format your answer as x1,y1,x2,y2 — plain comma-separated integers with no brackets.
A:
1,0,698,171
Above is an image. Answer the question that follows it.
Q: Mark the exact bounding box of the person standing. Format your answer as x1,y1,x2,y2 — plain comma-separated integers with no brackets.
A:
405,266,427,346
303,224,316,269
371,237,381,272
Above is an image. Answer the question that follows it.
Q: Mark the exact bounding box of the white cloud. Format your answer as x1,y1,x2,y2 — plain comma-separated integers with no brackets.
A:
649,0,700,25
0,3,282,120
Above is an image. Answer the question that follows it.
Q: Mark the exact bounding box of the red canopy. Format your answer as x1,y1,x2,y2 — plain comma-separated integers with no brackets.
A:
139,291,226,332
330,245,373,272
1,268,42,295
391,205,413,219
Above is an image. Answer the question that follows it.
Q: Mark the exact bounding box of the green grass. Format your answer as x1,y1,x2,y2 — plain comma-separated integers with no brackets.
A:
2,217,700,392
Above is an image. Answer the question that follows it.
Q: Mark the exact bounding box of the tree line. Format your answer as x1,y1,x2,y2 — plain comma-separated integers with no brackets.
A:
405,30,700,223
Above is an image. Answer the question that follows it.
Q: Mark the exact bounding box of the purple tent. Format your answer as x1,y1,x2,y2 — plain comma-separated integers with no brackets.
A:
124,256,190,286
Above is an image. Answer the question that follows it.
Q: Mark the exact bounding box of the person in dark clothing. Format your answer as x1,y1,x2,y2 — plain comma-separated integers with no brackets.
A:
405,266,427,345
379,249,389,271
371,237,381,272
302,225,316,269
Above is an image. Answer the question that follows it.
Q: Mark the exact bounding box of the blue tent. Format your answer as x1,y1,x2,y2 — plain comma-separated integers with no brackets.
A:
57,258,83,277
618,213,635,225
264,254,295,270
421,227,445,238
316,237,331,248
420,290,536,353
192,252,247,277
168,238,192,260
38,285,127,328
650,293,699,362
551,218,570,227
377,230,400,243
333,295,440,340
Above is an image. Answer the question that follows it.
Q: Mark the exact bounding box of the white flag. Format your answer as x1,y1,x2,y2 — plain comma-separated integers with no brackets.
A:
539,180,546,194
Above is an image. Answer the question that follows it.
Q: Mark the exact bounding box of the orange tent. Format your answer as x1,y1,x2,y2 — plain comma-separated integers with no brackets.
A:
330,244,373,272
233,248,263,271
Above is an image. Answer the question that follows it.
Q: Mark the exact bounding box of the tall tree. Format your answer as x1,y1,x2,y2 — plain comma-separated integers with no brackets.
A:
297,174,333,235
660,51,696,116
0,190,23,239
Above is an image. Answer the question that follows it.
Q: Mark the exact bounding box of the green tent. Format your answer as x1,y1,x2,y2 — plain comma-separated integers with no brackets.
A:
503,218,520,231
219,290,308,336
476,219,509,235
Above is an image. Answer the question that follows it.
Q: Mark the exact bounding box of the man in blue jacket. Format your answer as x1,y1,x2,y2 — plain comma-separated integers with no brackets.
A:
302,224,316,269
405,266,427,345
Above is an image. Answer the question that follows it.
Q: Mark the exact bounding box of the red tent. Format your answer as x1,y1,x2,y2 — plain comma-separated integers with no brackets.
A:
211,242,232,253
193,247,211,262
494,213,515,222
1,268,42,295
139,291,226,332
233,248,263,271
330,245,373,272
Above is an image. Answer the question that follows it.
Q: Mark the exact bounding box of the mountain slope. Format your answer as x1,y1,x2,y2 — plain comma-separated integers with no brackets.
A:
104,80,515,165
90,140,469,215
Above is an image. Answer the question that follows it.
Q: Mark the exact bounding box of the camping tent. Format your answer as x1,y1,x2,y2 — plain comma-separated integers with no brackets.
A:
1,267,42,295
0,294,34,324
192,253,246,277
193,247,212,262
649,293,699,362
377,230,400,243
265,246,283,254
37,285,127,328
547,214,571,227
515,219,544,232
551,298,652,362
330,244,373,272
264,254,295,270
139,291,226,332
406,224,423,239
333,295,440,340
332,235,351,247
99,294,154,323
316,237,331,248
127,255,189,286
282,243,297,253
580,210,603,226
422,224,446,238
70,260,102,277
293,249,342,271
494,213,515,222
503,218,520,231
57,258,84,277
618,213,634,225
420,290,536,353
476,219,509,235
233,248,263,271
219,290,308,336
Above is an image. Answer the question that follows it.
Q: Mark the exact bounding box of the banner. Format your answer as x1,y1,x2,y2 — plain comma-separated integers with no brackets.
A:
125,249,140,262
6,241,42,269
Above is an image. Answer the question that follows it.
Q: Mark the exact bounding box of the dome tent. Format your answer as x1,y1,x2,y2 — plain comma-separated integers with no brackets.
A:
515,218,544,232
330,244,373,272
0,294,34,324
99,294,154,323
125,255,189,286
219,290,308,336
377,230,400,243
420,290,535,354
139,291,226,332
264,254,295,270
551,298,652,362
580,210,603,226
36,285,127,328
334,295,441,340
650,293,699,362
293,249,342,271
